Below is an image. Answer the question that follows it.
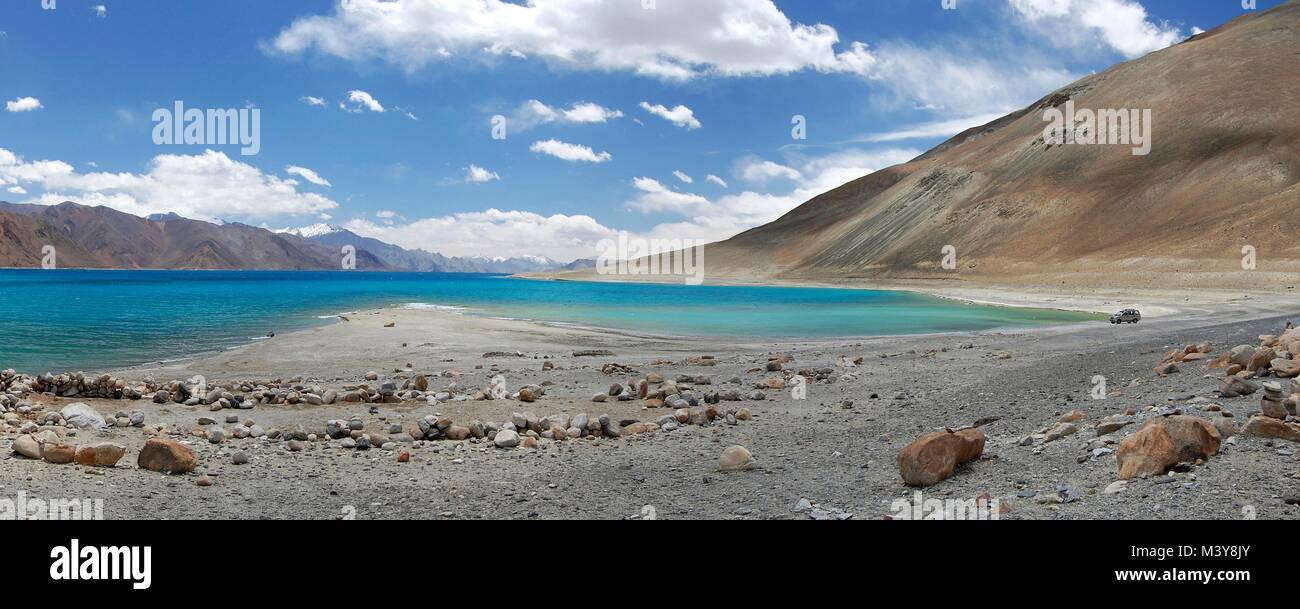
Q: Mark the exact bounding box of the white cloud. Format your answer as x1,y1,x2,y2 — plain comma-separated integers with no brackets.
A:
632,147,921,244
510,100,623,131
340,90,385,113
6,186,26,195
465,164,501,183
91,5,107,18
5,97,43,113
639,102,701,130
343,146,921,259
740,159,802,183
706,174,729,188
1008,0,1185,58
672,170,694,184
866,42,1076,116
858,111,1010,143
300,96,326,107
344,208,617,260
627,177,711,215
285,165,332,187
529,139,612,163
268,0,880,81
0,147,338,223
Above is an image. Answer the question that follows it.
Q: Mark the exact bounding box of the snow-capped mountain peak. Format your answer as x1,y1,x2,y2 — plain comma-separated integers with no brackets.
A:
279,223,345,238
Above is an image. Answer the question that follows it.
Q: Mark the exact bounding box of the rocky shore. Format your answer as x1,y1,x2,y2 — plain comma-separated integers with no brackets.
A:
3,301,1300,520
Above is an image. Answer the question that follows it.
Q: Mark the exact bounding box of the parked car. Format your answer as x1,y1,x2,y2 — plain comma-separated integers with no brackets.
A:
1110,309,1141,324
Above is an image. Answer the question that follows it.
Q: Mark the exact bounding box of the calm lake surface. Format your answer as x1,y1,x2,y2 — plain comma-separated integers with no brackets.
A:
0,270,1099,372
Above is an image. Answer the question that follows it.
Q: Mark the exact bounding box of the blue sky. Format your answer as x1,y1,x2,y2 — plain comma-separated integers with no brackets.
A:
0,0,1283,260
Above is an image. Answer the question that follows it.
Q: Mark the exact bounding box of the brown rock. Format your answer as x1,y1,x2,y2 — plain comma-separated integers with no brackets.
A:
674,408,690,424
12,434,42,459
444,425,471,441
1271,358,1300,378
643,398,664,408
1248,347,1276,372
43,443,76,464
397,450,410,463
73,442,126,467
1059,410,1086,423
718,445,756,472
414,375,429,391
735,408,752,421
897,428,986,486
1154,362,1180,376
1219,376,1260,398
1241,415,1300,443
137,438,198,474
518,387,536,403
521,437,538,449
1116,416,1221,479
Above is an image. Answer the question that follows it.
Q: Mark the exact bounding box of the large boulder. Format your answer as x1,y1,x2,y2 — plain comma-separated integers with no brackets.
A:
1116,416,1221,479
137,438,198,474
1248,347,1277,372
60,403,106,431
42,443,76,464
1218,376,1260,398
74,442,126,467
718,445,756,472
1271,358,1300,378
897,428,986,486
1241,415,1300,443
12,434,42,459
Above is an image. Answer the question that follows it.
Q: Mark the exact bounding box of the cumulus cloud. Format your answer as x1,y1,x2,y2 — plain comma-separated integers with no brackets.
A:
632,147,921,243
0,147,338,223
91,5,107,18
464,164,501,183
639,102,701,130
627,177,711,215
344,208,617,260
7,186,26,195
510,99,623,131
268,0,880,81
706,174,729,188
529,139,612,163
739,159,802,183
285,165,332,187
340,90,385,113
300,96,326,107
5,97,43,113
1008,0,1186,58
342,146,921,259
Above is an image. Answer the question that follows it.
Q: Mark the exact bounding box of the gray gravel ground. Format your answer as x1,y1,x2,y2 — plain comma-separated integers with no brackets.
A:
3,306,1299,520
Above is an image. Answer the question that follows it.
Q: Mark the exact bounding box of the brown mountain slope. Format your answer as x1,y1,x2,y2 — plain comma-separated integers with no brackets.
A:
0,202,390,270
558,1,1300,290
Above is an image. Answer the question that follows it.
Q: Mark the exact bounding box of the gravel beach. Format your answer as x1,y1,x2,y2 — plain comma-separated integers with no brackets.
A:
3,286,1298,520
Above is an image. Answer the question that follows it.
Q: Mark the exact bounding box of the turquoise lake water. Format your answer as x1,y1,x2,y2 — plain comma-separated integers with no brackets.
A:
0,270,1099,373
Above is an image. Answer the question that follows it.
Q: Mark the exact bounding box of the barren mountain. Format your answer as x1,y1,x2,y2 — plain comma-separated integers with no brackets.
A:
0,202,389,270
552,1,1300,290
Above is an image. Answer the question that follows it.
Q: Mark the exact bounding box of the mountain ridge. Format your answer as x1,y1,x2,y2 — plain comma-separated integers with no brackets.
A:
0,202,566,273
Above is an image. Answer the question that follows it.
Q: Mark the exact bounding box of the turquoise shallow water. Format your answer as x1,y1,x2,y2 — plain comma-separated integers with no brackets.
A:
0,270,1099,373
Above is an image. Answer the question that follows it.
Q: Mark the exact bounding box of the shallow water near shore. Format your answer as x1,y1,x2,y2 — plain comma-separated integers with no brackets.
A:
0,269,1099,372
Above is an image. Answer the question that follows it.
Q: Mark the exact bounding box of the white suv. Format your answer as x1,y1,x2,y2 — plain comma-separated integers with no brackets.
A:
1110,309,1141,324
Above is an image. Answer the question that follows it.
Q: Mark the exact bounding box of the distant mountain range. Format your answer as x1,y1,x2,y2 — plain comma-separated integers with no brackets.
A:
0,202,570,273
276,223,566,273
